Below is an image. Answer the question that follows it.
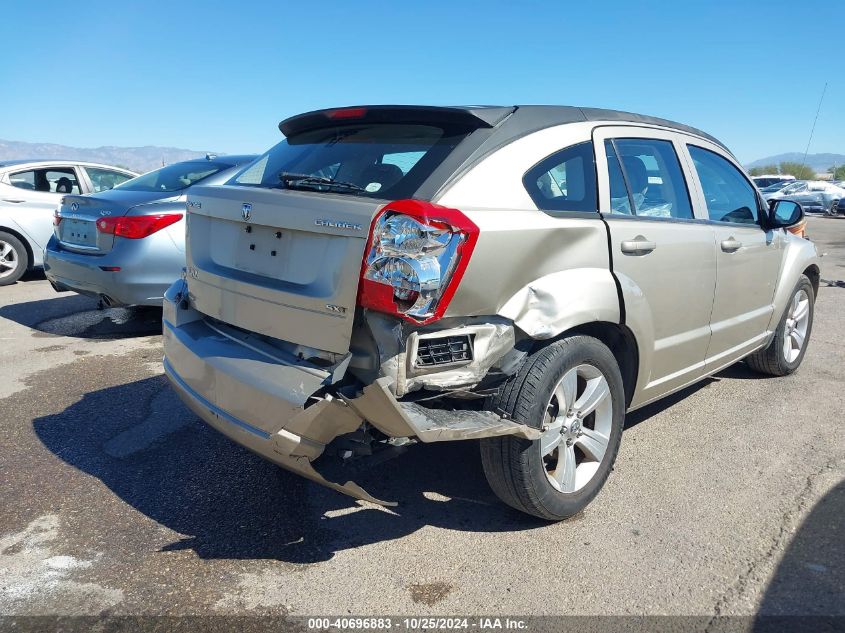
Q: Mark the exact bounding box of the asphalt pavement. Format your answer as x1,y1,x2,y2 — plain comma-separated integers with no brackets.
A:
0,216,843,620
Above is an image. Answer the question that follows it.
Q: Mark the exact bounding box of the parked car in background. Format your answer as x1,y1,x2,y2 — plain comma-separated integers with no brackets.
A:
752,174,794,188
0,160,137,285
763,180,844,215
162,105,819,521
44,154,256,307
759,180,796,196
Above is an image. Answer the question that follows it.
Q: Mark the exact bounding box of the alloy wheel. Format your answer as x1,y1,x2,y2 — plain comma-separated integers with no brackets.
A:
539,364,613,493
0,240,18,279
783,288,810,363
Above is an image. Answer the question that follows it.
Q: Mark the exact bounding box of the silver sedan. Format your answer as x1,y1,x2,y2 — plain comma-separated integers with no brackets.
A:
43,154,256,307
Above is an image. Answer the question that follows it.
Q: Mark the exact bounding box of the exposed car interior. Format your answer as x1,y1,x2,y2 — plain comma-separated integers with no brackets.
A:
9,168,81,194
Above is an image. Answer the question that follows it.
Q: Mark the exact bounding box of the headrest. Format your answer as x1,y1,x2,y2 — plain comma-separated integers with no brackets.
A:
621,156,648,194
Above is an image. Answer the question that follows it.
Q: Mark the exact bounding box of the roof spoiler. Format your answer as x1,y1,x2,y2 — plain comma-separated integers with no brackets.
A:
279,105,516,137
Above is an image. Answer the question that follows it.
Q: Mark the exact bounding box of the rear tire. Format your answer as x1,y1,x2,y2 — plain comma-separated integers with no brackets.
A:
480,336,625,521
746,275,814,376
0,231,28,286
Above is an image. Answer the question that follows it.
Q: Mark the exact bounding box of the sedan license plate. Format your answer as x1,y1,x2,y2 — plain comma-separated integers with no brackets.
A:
62,219,97,246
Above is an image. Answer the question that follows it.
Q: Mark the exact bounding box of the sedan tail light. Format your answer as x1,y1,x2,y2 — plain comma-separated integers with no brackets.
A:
357,200,478,324
96,213,182,239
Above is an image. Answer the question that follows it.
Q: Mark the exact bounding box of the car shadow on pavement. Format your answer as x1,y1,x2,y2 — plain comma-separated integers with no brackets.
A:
19,269,47,282
33,365,739,564
0,295,162,339
32,375,546,564
753,478,844,630
714,362,779,381
623,376,717,430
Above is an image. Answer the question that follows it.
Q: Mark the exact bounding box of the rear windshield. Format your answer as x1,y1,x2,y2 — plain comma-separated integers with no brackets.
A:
115,161,230,193
231,123,471,198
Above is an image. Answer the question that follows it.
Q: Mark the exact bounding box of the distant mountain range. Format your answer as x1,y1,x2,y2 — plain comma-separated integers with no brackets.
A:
746,152,845,173
2,138,843,177
0,139,223,173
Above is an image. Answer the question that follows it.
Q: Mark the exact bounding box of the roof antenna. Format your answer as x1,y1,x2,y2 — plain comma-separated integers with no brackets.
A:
801,82,827,171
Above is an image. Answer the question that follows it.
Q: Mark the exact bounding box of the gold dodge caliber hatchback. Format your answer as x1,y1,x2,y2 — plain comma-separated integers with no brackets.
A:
163,106,819,520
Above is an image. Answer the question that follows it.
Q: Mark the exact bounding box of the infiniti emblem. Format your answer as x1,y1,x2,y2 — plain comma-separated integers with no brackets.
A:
241,203,252,222
70,202,78,211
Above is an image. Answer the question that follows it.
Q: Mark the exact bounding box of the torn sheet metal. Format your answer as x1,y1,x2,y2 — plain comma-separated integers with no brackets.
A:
402,323,515,396
497,268,620,339
341,377,540,442
399,402,542,442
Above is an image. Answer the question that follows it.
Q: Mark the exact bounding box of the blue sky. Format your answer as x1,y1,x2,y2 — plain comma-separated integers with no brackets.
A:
0,0,841,164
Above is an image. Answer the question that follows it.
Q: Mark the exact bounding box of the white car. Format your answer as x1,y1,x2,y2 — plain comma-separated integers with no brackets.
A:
0,159,137,284
752,174,795,188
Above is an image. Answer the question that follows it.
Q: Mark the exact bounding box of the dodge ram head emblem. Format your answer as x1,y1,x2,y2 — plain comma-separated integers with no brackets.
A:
241,203,252,221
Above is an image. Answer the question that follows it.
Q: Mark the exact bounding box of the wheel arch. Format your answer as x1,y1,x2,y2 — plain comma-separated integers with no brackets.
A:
802,263,820,298
768,238,822,331
567,321,639,409
522,320,640,410
0,225,35,270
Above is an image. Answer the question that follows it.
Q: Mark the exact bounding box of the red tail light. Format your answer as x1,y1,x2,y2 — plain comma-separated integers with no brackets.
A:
53,210,62,226
96,214,182,239
357,200,478,325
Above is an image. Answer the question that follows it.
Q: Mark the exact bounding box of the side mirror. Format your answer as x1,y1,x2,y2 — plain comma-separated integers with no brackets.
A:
768,199,804,229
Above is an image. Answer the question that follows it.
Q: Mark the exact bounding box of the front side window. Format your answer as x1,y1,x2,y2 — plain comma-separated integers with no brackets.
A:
85,167,133,193
607,138,693,219
523,141,597,213
688,145,759,224
115,161,227,192
9,168,80,194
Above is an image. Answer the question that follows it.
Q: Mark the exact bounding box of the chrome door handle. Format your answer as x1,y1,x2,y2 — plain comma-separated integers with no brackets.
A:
620,237,657,255
2,199,25,203
720,238,742,253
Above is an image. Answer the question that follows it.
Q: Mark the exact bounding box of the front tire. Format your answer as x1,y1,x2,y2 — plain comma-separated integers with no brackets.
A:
0,231,28,286
746,275,814,376
480,336,625,521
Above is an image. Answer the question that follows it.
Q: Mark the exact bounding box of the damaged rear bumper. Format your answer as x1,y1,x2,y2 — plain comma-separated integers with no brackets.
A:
162,280,539,505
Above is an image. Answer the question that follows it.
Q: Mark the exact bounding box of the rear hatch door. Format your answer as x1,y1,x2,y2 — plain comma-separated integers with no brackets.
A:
184,107,514,354
186,186,380,355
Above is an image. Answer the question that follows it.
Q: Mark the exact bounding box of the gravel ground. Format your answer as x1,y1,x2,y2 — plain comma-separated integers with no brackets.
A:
0,216,842,621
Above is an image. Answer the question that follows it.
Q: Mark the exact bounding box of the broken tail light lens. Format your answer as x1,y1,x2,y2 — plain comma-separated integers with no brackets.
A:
358,200,478,324
96,213,183,239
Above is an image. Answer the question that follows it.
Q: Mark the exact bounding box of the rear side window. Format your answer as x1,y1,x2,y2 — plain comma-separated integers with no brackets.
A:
232,123,472,199
522,142,598,213
9,168,81,194
688,146,759,224
607,138,693,220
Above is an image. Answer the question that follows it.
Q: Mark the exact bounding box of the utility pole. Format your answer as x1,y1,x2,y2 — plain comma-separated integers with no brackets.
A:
802,82,827,172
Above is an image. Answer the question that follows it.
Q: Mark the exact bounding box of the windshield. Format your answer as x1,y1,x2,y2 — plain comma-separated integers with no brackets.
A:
780,182,805,194
115,161,230,192
762,182,790,192
231,123,471,198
